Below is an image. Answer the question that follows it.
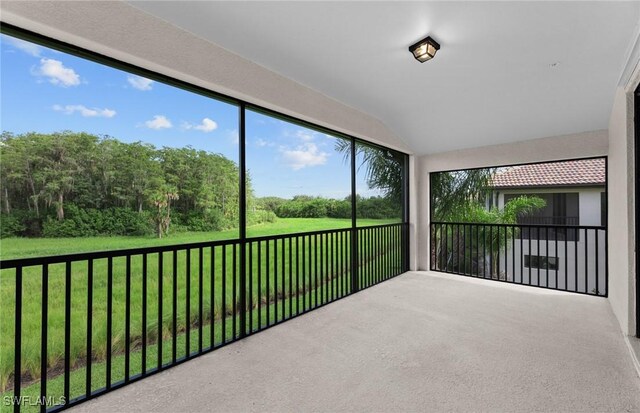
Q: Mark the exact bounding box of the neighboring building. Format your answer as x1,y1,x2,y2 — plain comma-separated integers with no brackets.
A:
489,158,606,293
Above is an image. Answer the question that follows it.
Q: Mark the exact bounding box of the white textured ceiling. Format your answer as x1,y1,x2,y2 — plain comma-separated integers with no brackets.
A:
130,1,640,155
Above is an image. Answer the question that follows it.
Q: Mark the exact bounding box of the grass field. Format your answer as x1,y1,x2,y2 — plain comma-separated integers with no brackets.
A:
0,217,403,409
0,217,391,260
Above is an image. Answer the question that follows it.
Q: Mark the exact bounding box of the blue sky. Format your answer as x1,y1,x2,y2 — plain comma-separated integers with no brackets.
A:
0,34,378,199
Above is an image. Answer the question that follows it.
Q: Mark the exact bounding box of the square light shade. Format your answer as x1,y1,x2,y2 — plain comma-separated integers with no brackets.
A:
409,36,440,63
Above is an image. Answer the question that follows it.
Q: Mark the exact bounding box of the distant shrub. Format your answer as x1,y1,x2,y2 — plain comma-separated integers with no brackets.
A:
42,205,153,237
0,213,26,237
268,195,400,220
182,210,225,232
248,209,277,226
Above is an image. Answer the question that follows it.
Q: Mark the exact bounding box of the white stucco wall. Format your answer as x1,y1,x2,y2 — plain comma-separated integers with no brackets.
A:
579,189,604,227
608,86,636,336
417,130,609,272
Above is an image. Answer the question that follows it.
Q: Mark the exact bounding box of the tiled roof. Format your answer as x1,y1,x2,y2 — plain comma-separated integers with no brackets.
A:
491,158,605,188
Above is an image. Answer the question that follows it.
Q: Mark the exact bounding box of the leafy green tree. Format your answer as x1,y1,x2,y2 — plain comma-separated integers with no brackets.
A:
36,132,97,220
438,196,546,277
147,184,179,238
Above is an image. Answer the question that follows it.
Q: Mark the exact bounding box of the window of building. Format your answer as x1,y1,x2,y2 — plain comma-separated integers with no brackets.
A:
524,255,559,270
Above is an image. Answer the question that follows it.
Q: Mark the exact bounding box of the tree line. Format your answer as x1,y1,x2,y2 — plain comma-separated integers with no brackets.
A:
257,195,401,220
0,132,402,238
0,131,247,238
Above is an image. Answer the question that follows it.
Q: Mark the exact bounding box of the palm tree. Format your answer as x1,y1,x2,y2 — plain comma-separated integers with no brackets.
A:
334,139,404,204
443,196,546,278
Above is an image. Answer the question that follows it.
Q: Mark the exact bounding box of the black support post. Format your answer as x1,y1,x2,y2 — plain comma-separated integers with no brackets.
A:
239,103,247,338
402,153,410,272
351,139,359,293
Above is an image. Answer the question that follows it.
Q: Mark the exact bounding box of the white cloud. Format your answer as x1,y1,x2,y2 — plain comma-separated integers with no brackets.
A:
33,58,80,87
127,75,154,91
4,36,42,57
281,142,328,170
144,115,172,130
194,118,218,132
53,104,116,118
182,118,218,133
256,138,268,147
296,130,315,142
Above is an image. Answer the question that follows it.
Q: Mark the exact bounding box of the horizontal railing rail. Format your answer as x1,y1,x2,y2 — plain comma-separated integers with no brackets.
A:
1,223,408,413
432,221,605,230
516,216,579,226
430,221,607,297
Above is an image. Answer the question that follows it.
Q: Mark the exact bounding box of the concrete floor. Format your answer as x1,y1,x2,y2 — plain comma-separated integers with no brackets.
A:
73,271,640,412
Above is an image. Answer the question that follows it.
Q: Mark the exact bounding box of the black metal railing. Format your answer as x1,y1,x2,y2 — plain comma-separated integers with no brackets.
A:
517,216,579,226
0,223,408,412
430,222,606,297
517,216,580,241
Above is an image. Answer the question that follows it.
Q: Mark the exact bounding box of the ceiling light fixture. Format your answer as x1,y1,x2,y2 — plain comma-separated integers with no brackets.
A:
408,36,440,63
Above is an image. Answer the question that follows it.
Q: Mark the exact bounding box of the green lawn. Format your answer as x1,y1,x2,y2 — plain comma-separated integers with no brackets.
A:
0,217,403,408
0,218,393,260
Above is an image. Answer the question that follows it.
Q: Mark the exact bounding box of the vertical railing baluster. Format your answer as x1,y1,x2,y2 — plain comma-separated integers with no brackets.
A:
314,234,318,307
489,226,493,280
376,227,380,283
172,250,177,363
555,227,559,289
249,242,253,331
186,249,192,356
457,225,462,275
157,253,163,370
322,233,326,301
39,264,49,413
222,245,227,343
584,229,589,294
40,265,48,413
519,226,523,284
281,238,286,318
86,259,93,396
296,236,300,315
444,224,449,273
463,225,467,275
125,255,131,382
211,246,215,346
504,226,508,282
332,232,336,297
545,227,549,288
64,261,71,404
340,231,345,294
14,266,22,413
390,225,394,276
257,242,262,329
198,247,203,353
595,229,600,295
368,228,372,282
564,228,568,291
303,235,308,308
232,244,237,339
141,254,147,375
483,226,487,278
280,238,287,320
497,226,501,280
527,227,532,285
477,225,481,278
574,228,578,292
289,237,293,317
266,241,270,326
